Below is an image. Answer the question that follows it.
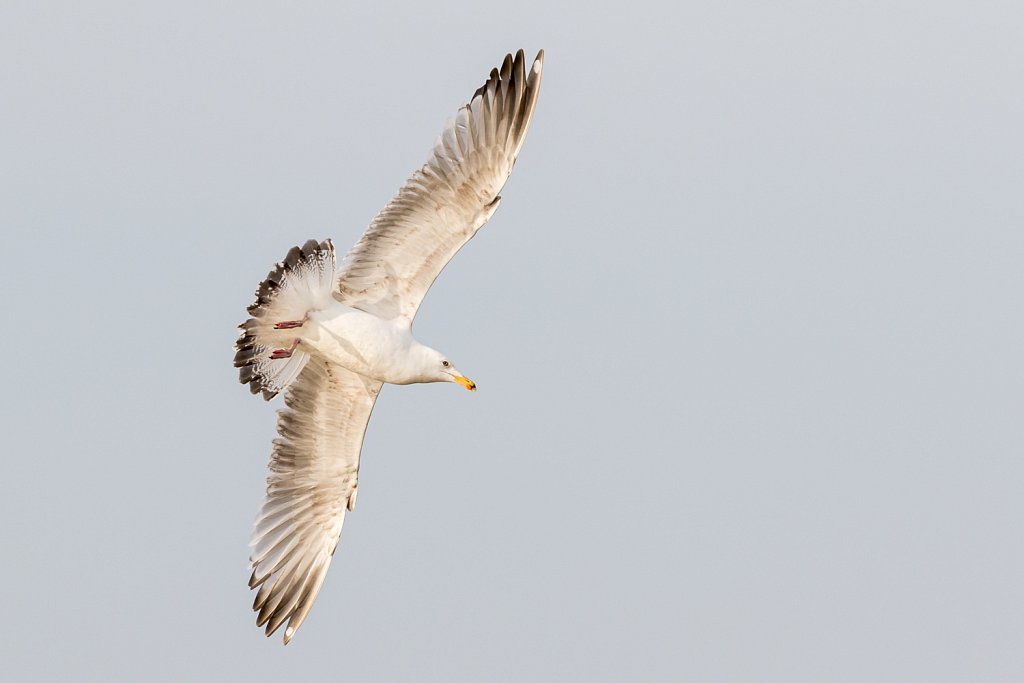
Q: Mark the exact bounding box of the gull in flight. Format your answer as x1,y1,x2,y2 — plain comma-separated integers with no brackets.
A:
234,49,544,644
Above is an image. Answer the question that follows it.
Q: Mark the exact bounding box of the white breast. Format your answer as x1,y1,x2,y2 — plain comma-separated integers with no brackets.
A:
302,302,414,382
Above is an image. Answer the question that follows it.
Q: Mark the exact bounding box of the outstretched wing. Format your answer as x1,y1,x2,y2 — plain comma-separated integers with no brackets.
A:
336,49,544,321
248,359,382,644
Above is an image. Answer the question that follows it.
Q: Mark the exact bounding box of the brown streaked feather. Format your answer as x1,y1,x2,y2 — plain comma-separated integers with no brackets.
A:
248,359,382,643
335,49,544,321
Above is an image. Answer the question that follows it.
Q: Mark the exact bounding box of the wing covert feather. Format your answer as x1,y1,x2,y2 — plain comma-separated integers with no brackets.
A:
248,359,382,643
336,49,544,320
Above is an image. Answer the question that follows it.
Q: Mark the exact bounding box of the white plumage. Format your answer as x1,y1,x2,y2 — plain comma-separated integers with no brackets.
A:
234,49,543,643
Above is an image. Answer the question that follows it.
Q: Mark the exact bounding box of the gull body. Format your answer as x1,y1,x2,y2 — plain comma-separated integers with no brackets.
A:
302,304,467,386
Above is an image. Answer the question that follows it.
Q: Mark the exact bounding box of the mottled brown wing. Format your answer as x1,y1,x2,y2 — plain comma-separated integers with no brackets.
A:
248,359,382,644
336,49,544,321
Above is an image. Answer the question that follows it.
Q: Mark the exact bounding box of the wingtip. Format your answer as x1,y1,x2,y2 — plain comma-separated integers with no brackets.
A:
533,49,544,73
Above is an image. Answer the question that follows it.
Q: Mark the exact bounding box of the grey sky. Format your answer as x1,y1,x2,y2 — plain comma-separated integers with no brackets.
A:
2,1,1022,680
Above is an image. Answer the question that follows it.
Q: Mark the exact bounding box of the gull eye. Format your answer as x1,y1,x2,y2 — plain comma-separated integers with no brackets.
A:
442,360,450,367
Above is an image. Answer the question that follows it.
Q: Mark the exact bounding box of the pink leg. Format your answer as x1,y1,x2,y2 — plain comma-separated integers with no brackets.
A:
273,316,307,330
270,339,300,360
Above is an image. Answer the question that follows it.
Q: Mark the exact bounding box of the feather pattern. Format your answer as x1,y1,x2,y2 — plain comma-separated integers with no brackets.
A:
248,359,382,643
336,49,544,321
235,239,336,400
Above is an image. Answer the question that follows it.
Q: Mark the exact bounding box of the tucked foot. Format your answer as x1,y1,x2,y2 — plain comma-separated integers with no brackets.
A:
273,316,307,330
270,339,300,360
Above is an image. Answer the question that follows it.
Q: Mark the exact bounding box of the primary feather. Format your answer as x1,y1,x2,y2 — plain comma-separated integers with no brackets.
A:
337,49,544,321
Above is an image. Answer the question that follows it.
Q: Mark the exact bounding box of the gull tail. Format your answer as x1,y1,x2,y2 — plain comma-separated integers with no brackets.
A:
234,239,336,400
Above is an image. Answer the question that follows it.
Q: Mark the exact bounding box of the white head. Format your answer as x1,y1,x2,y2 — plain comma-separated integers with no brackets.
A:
411,345,476,391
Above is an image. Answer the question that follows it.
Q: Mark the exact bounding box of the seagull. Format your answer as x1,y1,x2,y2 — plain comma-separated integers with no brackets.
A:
233,49,543,644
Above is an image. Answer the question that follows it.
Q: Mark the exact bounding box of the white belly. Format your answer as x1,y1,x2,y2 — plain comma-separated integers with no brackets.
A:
301,302,413,382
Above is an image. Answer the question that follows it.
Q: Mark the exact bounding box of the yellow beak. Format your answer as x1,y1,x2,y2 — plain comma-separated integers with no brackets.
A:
453,374,477,391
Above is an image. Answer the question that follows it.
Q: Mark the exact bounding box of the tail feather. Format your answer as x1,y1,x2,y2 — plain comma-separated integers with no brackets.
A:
235,239,336,400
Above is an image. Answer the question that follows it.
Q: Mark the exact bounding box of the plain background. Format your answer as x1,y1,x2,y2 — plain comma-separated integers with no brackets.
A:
2,1,1022,680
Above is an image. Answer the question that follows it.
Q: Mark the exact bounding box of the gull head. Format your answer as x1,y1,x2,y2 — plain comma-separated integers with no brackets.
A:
414,346,476,391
